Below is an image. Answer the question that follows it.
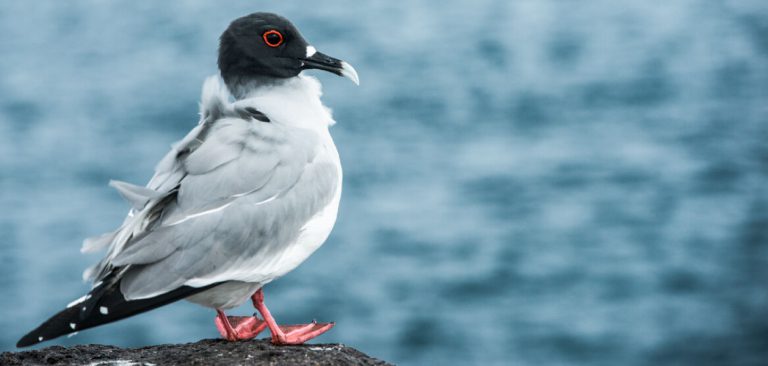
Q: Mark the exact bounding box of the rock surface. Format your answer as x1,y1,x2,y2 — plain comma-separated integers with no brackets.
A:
1,339,392,366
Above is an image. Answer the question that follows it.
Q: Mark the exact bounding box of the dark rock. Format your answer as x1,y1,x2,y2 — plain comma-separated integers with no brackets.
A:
1,339,392,366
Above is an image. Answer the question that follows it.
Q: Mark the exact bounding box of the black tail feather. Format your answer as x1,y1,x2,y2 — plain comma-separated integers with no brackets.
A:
17,280,220,347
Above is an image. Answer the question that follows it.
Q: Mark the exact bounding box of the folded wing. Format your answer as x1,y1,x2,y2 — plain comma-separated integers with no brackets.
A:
84,76,339,300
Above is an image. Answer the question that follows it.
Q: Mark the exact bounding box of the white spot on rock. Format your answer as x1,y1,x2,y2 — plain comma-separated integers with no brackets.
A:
100,306,109,315
69,323,76,330
85,360,155,366
38,336,43,342
309,345,343,352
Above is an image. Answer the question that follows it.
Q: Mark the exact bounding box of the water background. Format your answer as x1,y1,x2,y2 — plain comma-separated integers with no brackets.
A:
1,1,767,365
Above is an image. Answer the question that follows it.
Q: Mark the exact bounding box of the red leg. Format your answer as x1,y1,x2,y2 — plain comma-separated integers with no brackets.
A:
251,288,334,345
214,308,267,341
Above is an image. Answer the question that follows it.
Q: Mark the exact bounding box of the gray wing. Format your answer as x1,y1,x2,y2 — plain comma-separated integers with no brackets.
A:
83,78,339,300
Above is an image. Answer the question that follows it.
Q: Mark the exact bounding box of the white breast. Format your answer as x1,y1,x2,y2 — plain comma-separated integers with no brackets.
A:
229,74,343,281
183,74,343,308
271,147,342,279
185,144,341,310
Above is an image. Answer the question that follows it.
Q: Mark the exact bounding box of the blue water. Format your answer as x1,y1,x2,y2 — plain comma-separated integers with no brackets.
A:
1,1,767,365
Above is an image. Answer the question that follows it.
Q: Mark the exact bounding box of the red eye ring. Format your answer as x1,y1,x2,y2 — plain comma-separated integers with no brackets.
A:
262,30,284,47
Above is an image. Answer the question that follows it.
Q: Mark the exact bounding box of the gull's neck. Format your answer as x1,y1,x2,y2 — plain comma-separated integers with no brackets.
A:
225,75,285,101
225,73,336,132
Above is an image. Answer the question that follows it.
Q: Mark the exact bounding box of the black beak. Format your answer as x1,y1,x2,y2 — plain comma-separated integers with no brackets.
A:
300,50,359,85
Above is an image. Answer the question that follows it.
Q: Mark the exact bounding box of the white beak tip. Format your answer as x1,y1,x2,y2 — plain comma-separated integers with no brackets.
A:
340,61,360,86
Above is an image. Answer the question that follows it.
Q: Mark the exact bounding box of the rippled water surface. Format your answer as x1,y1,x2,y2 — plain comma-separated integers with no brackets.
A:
1,1,767,365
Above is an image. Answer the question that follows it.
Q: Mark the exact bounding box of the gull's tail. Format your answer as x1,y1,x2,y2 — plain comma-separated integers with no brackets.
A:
17,273,219,347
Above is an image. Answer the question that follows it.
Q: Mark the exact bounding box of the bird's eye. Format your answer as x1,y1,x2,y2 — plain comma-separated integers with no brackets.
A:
262,30,284,47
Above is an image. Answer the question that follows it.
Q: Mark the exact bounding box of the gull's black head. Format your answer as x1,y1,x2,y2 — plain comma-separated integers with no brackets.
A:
218,12,358,90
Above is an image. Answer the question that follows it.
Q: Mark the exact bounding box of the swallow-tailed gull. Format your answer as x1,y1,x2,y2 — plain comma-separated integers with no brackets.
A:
17,12,358,347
